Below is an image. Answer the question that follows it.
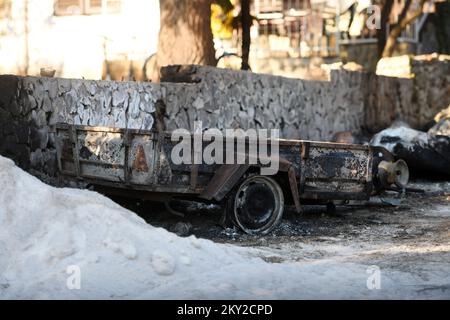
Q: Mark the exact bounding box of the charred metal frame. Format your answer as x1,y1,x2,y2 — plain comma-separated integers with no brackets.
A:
56,124,382,213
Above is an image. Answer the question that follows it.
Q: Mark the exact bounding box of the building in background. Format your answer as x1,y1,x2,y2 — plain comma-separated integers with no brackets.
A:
0,0,448,80
225,0,449,78
0,0,160,80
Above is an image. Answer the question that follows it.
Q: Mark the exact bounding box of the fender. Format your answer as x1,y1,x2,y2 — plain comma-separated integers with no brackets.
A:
200,157,301,213
199,164,250,202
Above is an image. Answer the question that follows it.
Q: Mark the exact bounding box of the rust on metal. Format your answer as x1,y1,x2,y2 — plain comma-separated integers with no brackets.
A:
200,164,250,201
70,126,81,178
301,141,310,160
288,166,301,213
55,123,401,215
133,145,149,172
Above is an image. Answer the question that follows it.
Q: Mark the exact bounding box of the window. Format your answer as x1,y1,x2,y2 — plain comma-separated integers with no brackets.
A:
0,0,12,18
54,0,121,16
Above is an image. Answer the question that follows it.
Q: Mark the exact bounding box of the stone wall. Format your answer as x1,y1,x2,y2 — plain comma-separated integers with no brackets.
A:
0,76,162,181
161,65,367,140
161,58,449,136
366,55,450,132
0,59,449,183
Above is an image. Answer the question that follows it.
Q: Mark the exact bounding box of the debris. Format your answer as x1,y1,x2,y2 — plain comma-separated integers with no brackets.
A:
57,123,402,235
371,125,450,176
429,105,450,136
321,62,364,79
170,222,193,237
433,105,450,123
331,131,369,144
223,227,239,238
40,68,56,78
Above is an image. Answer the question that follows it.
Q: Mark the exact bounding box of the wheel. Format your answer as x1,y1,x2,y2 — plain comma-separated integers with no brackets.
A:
227,175,284,235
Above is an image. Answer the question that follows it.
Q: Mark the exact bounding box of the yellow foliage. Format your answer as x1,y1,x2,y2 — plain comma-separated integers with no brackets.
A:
211,3,234,40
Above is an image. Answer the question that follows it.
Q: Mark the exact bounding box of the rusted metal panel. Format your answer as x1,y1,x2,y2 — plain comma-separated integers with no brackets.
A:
55,126,76,176
56,124,379,205
129,134,157,186
299,142,373,201
288,166,301,213
200,155,298,203
133,145,149,173
71,126,81,178
76,128,126,182
200,164,250,201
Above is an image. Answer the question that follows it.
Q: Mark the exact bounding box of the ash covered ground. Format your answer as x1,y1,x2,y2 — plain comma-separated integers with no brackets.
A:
117,180,450,297
118,180,449,244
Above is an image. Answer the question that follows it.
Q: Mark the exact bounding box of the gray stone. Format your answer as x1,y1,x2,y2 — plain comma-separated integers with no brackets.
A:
7,100,21,117
65,90,78,114
192,97,204,110
58,79,71,93
48,81,58,99
129,90,141,119
31,109,47,128
112,106,126,128
141,115,154,130
30,149,43,169
21,95,37,114
87,83,97,96
140,100,156,114
112,90,127,107
42,94,52,113
15,123,29,144
37,127,49,149
42,149,57,176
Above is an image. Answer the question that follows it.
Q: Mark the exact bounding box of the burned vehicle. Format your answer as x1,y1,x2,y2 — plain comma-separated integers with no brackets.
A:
55,124,409,235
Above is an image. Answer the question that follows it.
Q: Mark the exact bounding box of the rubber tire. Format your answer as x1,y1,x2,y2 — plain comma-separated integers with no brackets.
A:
227,175,284,235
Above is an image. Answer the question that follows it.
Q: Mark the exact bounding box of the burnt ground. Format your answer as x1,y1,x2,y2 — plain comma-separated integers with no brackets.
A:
113,180,449,245
113,179,450,298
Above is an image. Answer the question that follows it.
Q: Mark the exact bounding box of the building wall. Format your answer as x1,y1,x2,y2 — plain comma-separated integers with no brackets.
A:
0,0,160,80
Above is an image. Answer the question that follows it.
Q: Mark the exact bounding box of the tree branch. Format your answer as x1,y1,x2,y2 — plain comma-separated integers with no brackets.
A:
382,0,427,58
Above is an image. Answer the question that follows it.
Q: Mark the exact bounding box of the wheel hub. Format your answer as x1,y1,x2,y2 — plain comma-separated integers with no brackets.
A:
236,182,276,229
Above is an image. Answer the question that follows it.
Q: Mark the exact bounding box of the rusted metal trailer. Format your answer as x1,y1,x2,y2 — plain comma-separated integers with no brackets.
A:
55,124,409,235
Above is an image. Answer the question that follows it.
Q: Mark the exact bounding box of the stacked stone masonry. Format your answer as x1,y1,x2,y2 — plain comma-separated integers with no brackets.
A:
0,57,449,182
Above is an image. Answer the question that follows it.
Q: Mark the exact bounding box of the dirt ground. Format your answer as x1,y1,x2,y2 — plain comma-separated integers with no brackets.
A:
114,179,450,298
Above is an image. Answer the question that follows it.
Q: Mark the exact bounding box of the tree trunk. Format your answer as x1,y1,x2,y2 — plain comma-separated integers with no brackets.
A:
241,0,251,70
377,0,394,58
381,0,427,58
152,0,217,82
